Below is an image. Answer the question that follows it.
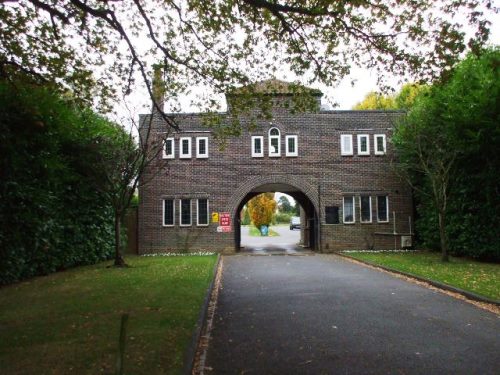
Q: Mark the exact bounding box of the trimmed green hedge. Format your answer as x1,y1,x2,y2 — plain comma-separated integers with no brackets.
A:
0,81,116,284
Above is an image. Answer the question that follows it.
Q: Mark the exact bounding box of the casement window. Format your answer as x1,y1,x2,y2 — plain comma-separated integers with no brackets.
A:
360,196,372,223
377,195,389,222
179,137,192,158
374,134,386,155
325,206,340,224
251,136,264,157
343,196,355,223
357,134,370,155
162,199,175,226
197,199,209,226
268,127,281,157
285,135,298,157
196,137,209,158
340,134,353,155
179,199,192,226
162,138,175,159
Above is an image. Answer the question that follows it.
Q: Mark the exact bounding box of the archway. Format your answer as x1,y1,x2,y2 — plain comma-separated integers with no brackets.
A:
229,177,320,253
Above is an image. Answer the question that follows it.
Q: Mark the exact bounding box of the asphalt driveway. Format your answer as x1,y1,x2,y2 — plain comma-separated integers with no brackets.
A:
240,225,306,255
204,255,499,374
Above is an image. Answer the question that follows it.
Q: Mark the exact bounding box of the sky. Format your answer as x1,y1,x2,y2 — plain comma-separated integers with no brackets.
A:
112,3,500,134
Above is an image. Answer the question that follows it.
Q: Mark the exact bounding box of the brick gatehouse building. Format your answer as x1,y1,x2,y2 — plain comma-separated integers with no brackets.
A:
138,80,413,254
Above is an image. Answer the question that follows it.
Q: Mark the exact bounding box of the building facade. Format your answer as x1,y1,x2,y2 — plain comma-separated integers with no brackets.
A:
138,81,413,254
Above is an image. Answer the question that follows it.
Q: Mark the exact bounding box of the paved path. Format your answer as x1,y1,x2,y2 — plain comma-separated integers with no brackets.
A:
240,225,308,255
205,255,499,374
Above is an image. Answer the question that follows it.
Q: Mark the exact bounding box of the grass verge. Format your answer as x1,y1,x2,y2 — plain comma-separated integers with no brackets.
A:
344,251,499,301
248,225,279,237
0,255,217,375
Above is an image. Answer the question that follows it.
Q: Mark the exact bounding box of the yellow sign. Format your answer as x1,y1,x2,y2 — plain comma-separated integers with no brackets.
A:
211,212,219,223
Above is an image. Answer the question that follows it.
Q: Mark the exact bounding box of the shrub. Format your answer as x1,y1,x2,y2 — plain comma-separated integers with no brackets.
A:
0,80,115,284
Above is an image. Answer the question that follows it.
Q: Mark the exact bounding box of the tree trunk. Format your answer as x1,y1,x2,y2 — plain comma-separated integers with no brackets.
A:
114,212,126,267
438,210,449,262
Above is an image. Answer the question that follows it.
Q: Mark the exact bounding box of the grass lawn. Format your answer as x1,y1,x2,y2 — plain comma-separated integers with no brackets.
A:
0,255,217,375
345,251,499,301
247,225,279,237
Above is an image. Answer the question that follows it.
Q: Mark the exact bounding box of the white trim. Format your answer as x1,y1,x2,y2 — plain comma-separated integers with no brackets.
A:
196,137,209,158
179,137,192,159
179,199,192,226
343,196,355,224
377,195,389,223
357,134,370,155
360,196,372,223
196,198,209,226
285,135,298,157
251,136,264,157
374,134,386,155
162,199,175,227
162,138,175,159
268,127,281,157
340,134,353,156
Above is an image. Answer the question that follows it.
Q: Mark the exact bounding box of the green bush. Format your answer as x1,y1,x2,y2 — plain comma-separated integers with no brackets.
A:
0,80,115,284
274,212,293,224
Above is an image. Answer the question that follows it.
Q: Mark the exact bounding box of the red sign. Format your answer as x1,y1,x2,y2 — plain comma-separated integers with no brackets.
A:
219,212,231,227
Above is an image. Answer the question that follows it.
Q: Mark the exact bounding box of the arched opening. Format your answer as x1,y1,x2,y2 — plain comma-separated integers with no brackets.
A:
233,182,319,253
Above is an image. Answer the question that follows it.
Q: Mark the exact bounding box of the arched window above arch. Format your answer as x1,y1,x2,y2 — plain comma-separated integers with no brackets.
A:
268,127,281,157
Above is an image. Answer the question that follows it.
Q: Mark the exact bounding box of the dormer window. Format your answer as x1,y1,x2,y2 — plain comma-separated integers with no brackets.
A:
269,127,281,157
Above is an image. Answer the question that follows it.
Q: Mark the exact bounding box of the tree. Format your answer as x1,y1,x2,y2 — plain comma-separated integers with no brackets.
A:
0,1,495,124
241,206,251,225
247,193,277,233
353,92,396,110
393,47,500,262
352,84,429,110
86,109,163,267
277,195,293,213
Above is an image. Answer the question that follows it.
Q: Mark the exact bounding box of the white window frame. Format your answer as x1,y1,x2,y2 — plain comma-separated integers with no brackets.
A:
377,195,389,223
374,134,387,155
179,199,192,226
343,196,355,224
162,138,175,159
268,127,281,157
285,135,298,157
196,137,209,158
340,134,353,156
197,198,209,226
251,136,264,157
179,137,192,159
360,196,372,223
357,134,370,155
162,199,175,227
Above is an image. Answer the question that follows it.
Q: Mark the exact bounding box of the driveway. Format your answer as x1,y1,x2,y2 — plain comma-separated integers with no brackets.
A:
204,255,499,374
240,225,306,255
